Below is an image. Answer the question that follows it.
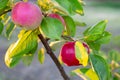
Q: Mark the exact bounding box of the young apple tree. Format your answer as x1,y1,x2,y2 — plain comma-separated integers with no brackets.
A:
1,0,118,80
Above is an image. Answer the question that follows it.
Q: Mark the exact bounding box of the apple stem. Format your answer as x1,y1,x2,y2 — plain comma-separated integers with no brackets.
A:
38,34,70,80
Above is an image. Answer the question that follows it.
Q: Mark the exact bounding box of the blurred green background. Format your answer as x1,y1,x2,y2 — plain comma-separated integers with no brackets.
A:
0,0,120,80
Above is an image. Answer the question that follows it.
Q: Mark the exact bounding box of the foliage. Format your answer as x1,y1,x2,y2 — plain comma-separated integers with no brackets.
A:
0,0,119,80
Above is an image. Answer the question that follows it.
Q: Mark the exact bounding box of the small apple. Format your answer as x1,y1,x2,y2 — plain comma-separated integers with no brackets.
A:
48,13,66,27
60,41,90,66
11,1,43,30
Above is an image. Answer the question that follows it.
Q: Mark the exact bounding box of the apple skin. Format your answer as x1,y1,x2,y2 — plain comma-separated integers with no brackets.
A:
60,41,90,66
48,13,66,27
82,42,90,54
60,42,79,66
11,1,43,30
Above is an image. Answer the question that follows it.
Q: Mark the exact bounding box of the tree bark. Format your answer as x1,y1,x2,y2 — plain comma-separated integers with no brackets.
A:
38,34,70,80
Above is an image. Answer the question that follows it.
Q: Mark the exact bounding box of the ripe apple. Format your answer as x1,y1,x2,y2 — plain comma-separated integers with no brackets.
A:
60,41,90,66
48,13,66,27
11,1,43,30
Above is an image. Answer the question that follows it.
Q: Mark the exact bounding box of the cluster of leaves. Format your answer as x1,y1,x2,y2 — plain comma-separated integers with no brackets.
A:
0,0,15,39
1,0,119,80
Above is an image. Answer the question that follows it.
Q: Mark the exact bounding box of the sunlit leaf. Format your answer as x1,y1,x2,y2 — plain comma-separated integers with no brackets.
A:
90,54,110,80
17,29,26,38
37,0,54,12
85,69,99,80
4,43,21,68
38,48,45,64
63,16,76,37
5,30,38,68
58,54,63,65
41,17,64,40
75,41,88,66
84,20,108,42
71,68,99,80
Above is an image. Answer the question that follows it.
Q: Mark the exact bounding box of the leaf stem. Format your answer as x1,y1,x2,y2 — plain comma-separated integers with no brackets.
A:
0,9,11,16
61,35,74,41
38,34,70,80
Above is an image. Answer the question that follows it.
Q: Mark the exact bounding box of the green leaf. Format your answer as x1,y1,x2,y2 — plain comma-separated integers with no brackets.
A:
38,48,45,64
71,68,89,79
22,54,34,66
84,69,99,80
6,22,15,39
0,0,8,10
75,41,88,66
71,0,84,15
22,44,37,66
55,0,72,14
88,42,101,53
108,50,120,62
58,53,63,65
74,21,86,27
0,21,4,34
71,68,99,80
5,30,38,68
17,29,26,38
41,17,64,40
50,40,66,51
5,43,21,68
95,31,111,44
0,14,9,24
62,16,76,37
84,20,108,42
87,31,111,52
55,0,84,15
90,54,110,80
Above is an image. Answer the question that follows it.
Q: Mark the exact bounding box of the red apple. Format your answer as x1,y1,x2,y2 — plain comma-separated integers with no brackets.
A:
48,13,66,27
11,1,43,30
60,41,90,66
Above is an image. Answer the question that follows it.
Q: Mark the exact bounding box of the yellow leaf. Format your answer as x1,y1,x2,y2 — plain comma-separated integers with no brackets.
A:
85,69,99,80
38,48,45,64
75,41,88,66
58,55,63,64
72,68,99,80
5,43,15,67
72,69,87,80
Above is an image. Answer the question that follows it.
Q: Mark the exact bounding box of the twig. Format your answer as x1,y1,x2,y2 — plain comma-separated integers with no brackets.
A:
0,9,11,16
38,34,70,80
61,35,74,41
